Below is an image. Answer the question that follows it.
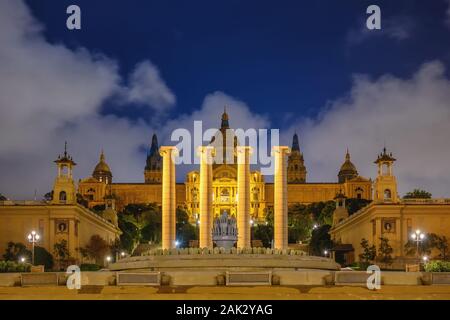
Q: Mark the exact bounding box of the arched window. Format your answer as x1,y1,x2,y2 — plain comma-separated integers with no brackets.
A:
59,191,67,203
382,163,390,175
192,188,198,201
384,189,392,200
355,187,363,199
252,188,259,201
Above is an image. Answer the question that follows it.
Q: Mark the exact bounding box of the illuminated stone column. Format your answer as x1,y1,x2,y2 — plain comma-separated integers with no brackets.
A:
236,146,252,249
272,146,290,250
198,146,215,248
160,146,178,250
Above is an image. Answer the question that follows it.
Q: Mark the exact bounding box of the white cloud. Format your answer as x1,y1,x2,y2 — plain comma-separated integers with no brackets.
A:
0,1,268,199
122,60,176,110
285,61,450,198
0,0,171,198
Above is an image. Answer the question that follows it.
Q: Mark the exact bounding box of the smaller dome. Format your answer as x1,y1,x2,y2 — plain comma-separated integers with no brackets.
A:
93,151,111,174
339,150,357,173
338,150,358,183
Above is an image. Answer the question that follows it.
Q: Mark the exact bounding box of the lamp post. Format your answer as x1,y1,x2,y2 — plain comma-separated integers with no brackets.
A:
27,230,40,265
411,229,425,258
105,255,111,267
323,249,329,258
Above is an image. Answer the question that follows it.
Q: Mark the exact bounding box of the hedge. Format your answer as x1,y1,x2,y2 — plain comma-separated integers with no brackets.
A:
424,260,450,272
0,261,31,273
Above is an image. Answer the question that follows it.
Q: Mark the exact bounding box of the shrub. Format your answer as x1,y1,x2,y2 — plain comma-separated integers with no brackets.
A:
34,246,54,270
0,261,31,273
80,263,101,271
424,260,450,272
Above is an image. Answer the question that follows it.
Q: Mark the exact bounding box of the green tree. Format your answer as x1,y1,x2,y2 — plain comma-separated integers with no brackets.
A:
403,189,432,199
53,239,70,269
3,242,31,261
359,238,376,265
119,203,161,252
34,246,54,270
264,207,274,226
377,237,393,266
91,204,106,215
44,191,53,201
253,224,273,248
346,198,372,215
79,235,110,266
175,208,198,247
76,193,89,208
435,235,448,260
309,225,333,256
288,203,313,243
404,232,437,257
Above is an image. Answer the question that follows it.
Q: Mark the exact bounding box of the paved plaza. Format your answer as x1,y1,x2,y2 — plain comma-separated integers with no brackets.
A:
1,285,450,300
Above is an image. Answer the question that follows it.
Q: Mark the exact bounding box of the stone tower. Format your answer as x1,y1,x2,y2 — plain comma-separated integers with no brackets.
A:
210,107,238,167
338,149,358,183
52,142,77,205
332,191,349,226
374,147,398,202
103,185,118,227
144,134,162,183
287,133,307,183
92,150,112,184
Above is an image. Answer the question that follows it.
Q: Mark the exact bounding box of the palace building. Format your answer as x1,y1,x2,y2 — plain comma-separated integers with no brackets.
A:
0,144,121,264
78,111,372,222
329,148,450,266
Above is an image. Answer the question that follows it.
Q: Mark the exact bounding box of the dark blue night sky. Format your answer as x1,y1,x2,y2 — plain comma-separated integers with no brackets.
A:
25,0,450,128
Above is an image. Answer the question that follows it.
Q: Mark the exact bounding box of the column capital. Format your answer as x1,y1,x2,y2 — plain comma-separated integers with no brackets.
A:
197,145,216,164
159,146,179,157
197,145,216,155
271,145,291,156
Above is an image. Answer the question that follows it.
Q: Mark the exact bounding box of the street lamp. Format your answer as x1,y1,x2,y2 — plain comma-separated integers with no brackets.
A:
120,251,126,258
323,249,329,257
27,230,40,265
105,255,112,267
19,257,26,263
411,229,425,258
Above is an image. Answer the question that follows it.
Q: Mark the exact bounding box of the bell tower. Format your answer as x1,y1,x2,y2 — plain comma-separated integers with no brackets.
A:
374,147,398,202
144,134,163,183
332,191,349,226
287,133,307,183
52,142,77,205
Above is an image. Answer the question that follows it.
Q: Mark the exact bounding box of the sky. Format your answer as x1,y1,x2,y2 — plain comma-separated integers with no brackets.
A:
1,0,450,199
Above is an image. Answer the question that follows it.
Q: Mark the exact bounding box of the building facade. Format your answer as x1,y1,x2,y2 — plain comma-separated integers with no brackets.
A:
329,148,450,265
78,111,372,222
0,146,121,264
